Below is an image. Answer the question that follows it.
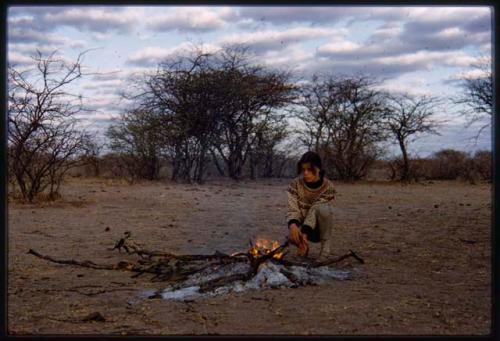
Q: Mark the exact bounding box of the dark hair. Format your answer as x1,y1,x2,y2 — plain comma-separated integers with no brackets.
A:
297,151,325,178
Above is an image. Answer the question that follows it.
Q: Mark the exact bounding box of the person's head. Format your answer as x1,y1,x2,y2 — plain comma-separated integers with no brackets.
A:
297,151,325,182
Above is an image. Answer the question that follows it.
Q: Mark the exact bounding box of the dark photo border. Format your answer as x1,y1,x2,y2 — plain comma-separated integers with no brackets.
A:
1,0,497,339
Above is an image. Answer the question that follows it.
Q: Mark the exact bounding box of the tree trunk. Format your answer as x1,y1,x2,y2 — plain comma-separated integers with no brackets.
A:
249,150,256,180
398,137,410,182
195,145,208,184
210,149,225,176
93,160,100,177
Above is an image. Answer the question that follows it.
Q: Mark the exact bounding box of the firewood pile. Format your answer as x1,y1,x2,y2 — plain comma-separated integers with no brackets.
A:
28,231,365,300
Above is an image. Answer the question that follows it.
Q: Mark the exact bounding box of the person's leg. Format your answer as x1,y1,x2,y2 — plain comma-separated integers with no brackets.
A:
316,203,334,257
302,202,334,257
302,206,321,242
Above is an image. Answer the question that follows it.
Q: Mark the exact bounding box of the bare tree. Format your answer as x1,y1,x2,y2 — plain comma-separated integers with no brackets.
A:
120,44,296,183
295,75,340,152
383,93,442,182
210,46,297,180
431,149,470,180
123,46,224,183
79,135,103,177
8,49,95,202
296,74,388,181
106,109,166,181
248,116,290,178
453,55,492,140
472,150,491,181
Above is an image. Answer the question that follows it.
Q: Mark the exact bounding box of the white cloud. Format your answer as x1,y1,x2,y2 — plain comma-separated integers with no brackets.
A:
219,27,346,53
146,7,233,32
9,7,142,34
233,7,365,25
369,23,403,42
446,68,490,84
90,32,114,41
8,42,62,55
126,42,220,66
405,7,490,24
375,51,440,66
43,7,139,32
44,7,143,32
7,51,33,66
374,50,478,70
441,54,478,68
435,27,463,39
480,43,491,52
7,14,35,26
128,46,175,64
82,79,123,91
75,111,121,122
81,93,123,111
8,27,87,49
373,74,434,97
259,45,314,71
317,40,362,54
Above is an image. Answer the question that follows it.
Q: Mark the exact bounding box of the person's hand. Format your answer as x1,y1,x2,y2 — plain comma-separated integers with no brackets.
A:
296,233,309,257
289,224,309,256
288,223,302,246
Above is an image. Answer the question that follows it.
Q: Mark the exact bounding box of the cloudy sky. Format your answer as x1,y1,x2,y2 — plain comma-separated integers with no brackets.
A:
7,5,492,157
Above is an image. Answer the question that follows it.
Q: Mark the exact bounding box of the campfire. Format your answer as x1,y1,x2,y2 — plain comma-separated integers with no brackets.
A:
28,232,364,301
246,239,285,260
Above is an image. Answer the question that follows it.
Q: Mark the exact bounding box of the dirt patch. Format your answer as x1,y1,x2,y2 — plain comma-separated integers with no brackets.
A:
8,177,491,335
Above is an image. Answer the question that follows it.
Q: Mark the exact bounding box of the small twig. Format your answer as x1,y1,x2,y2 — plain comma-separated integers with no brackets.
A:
347,249,365,264
67,288,137,297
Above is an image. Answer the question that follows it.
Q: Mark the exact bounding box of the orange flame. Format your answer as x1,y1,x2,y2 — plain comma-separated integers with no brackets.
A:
248,239,284,260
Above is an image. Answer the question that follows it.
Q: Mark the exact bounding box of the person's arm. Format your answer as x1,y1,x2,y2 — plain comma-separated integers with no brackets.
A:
286,180,308,253
286,180,302,228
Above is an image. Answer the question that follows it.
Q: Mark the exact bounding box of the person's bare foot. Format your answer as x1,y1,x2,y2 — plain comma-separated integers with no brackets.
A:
318,240,331,260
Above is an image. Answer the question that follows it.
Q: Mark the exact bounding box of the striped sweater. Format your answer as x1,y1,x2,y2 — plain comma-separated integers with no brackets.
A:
286,176,337,228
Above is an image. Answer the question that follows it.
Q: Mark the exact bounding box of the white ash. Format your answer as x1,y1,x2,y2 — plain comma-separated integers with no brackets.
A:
146,260,358,301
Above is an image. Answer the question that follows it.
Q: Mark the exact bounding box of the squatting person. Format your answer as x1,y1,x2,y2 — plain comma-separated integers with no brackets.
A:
286,151,337,260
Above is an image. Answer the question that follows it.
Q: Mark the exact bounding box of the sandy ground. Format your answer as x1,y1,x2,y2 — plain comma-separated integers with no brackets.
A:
7,177,491,335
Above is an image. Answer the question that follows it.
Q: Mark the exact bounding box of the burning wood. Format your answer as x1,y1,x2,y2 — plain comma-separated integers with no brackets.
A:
28,232,364,301
247,238,285,260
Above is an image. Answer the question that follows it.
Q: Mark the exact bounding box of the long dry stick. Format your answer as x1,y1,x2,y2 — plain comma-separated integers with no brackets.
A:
111,235,249,262
274,249,365,268
28,249,126,270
